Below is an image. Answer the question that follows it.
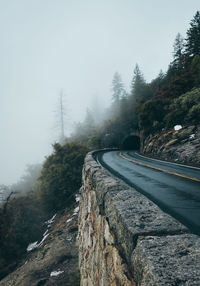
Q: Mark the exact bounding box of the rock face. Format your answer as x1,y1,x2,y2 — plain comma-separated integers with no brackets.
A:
143,125,200,167
0,205,80,286
79,187,134,286
79,152,200,286
132,234,200,286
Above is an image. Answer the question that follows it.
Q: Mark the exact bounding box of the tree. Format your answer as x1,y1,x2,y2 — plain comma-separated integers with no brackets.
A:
90,93,104,125
138,97,168,134
191,54,200,87
173,33,184,62
119,92,138,133
0,185,10,202
11,164,42,194
172,33,186,75
54,90,68,144
0,192,46,279
149,70,165,96
131,64,148,101
83,108,95,133
164,88,200,127
58,91,66,143
111,72,124,103
38,142,88,213
129,64,150,130
185,11,200,56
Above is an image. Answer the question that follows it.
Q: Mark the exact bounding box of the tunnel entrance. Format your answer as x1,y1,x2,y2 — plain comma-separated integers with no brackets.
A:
122,135,140,150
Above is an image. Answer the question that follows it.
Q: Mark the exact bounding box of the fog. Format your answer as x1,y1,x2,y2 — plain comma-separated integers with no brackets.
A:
0,0,199,185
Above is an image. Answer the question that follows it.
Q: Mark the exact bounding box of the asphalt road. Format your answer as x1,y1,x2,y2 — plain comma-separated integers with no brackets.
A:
98,150,200,235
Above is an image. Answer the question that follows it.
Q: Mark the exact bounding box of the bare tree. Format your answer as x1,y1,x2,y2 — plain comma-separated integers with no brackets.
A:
59,91,65,142
54,90,68,143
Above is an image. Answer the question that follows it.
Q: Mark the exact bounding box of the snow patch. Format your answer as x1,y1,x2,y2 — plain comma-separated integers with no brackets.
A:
66,206,79,223
45,214,56,226
190,134,195,139
43,229,49,237
75,194,80,202
50,270,64,277
27,227,50,252
27,241,38,252
38,233,49,247
174,125,182,131
73,206,79,216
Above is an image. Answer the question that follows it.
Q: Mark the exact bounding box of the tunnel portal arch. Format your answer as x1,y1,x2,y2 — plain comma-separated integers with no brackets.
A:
121,135,140,150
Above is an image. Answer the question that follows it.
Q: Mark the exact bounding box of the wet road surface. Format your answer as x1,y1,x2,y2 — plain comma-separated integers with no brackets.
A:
98,151,200,235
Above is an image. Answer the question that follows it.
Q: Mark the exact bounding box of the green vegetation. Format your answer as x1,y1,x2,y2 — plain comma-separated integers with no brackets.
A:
0,192,46,279
164,88,200,128
38,141,88,213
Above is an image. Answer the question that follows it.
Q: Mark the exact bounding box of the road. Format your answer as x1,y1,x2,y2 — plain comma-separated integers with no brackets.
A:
98,150,200,235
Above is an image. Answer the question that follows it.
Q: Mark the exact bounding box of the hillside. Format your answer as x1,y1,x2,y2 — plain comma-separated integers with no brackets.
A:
143,124,200,167
0,203,80,286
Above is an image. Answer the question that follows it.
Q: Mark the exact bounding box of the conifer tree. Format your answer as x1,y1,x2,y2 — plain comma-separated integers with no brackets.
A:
131,64,147,101
173,33,185,69
173,33,184,60
111,72,124,103
191,54,200,87
185,11,200,56
83,108,95,134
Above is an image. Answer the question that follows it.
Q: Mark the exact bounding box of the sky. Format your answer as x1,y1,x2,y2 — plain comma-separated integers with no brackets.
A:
0,0,200,185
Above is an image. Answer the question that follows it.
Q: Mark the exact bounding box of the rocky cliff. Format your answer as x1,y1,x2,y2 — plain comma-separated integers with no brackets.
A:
142,125,200,167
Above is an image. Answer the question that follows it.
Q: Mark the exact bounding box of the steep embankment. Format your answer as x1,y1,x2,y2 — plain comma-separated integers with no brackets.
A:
0,204,80,286
143,125,200,167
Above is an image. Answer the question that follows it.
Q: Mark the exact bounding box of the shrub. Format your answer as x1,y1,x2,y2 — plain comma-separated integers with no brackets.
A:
186,103,200,123
164,88,200,128
38,142,88,213
138,97,168,134
164,109,186,128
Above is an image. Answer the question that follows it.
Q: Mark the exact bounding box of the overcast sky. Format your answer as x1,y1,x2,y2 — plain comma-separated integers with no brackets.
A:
1,0,199,185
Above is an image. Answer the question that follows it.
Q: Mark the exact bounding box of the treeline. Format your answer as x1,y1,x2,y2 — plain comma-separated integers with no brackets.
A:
71,11,200,147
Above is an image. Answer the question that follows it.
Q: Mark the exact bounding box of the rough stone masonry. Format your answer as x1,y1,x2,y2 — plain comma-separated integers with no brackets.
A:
78,151,200,286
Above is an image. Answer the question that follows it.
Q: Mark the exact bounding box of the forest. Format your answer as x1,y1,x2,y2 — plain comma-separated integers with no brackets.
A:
71,11,200,148
0,10,200,280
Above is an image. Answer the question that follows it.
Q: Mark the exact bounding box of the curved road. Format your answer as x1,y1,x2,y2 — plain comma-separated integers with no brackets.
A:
98,150,200,235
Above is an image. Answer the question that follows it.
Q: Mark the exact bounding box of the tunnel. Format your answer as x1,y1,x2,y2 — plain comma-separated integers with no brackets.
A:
121,135,140,150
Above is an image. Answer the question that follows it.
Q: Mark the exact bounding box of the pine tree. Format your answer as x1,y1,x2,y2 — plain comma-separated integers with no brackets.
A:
185,11,200,56
149,70,165,96
83,108,95,133
173,33,184,60
191,54,200,87
111,72,124,102
131,64,147,101
173,33,185,70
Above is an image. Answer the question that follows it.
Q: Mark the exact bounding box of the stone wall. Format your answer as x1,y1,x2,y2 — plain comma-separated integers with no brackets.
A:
78,151,200,286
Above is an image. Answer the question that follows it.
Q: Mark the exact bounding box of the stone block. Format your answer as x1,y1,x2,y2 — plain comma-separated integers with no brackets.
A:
104,188,188,262
131,234,200,286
